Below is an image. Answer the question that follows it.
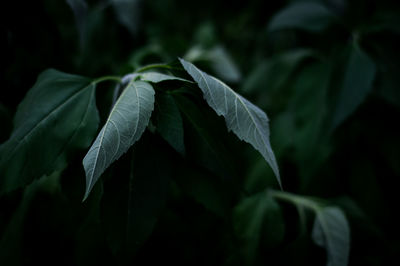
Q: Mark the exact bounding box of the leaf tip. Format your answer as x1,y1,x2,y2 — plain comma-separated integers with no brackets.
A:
82,188,91,202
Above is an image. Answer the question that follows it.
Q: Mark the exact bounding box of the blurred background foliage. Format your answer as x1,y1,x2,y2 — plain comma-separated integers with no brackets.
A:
1,0,400,265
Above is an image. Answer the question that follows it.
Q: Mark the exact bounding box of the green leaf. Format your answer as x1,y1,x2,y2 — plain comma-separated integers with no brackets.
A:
174,164,231,217
269,191,351,265
179,58,281,187
83,80,155,200
154,93,185,155
331,45,376,130
101,134,170,259
207,46,242,83
66,0,88,47
0,171,61,265
184,45,242,83
0,69,99,195
172,93,236,179
312,207,350,266
126,136,170,252
242,49,313,94
112,0,141,35
0,103,12,143
139,72,193,84
233,191,285,264
268,2,338,33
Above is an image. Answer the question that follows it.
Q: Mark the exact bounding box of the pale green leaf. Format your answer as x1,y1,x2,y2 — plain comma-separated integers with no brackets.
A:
82,80,155,200
312,207,350,266
0,69,99,194
139,72,193,84
179,58,281,187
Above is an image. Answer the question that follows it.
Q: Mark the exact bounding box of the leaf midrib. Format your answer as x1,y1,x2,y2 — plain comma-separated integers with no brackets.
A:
86,80,143,191
1,82,93,166
202,71,272,165
86,81,132,190
194,67,280,184
317,211,339,264
48,87,96,173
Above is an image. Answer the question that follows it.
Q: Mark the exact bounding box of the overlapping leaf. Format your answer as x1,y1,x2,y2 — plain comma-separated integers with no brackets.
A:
82,80,155,200
179,59,281,187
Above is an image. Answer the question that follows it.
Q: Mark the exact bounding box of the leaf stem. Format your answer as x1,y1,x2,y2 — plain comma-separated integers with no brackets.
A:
135,64,175,73
268,189,322,212
92,76,122,84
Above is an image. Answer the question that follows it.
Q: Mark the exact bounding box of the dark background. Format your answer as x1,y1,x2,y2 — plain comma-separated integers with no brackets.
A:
1,0,400,265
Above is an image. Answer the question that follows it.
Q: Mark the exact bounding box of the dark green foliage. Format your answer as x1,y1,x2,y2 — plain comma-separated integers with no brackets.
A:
1,0,399,265
0,70,99,194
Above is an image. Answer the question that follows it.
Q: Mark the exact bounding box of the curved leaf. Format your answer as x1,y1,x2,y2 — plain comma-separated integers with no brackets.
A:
0,69,99,194
179,58,281,187
83,80,155,200
268,2,338,33
312,207,350,266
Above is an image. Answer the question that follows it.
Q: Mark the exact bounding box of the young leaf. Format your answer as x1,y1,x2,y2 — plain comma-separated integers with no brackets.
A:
331,45,376,130
179,58,281,187
312,207,350,266
268,2,338,33
154,93,185,155
0,69,99,195
82,80,155,200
